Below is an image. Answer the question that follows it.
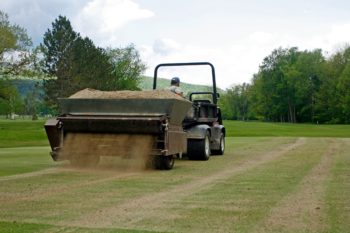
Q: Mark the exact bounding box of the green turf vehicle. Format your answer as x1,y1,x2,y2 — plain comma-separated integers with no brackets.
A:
45,62,225,170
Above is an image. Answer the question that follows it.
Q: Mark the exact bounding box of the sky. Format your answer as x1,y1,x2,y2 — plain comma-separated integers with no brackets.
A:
1,0,350,88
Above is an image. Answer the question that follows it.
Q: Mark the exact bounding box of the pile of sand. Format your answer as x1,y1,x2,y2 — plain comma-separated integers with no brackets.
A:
69,88,185,100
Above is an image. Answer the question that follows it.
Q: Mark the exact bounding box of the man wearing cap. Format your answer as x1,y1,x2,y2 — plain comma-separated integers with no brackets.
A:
166,77,184,97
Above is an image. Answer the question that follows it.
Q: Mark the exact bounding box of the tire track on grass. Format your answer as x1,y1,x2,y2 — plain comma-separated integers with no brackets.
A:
66,138,306,229
0,169,142,203
256,138,339,233
0,168,60,182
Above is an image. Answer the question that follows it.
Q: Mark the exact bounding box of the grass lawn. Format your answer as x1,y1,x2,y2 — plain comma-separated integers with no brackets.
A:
0,137,349,232
0,119,349,232
326,138,350,233
0,119,48,148
1,119,349,149
224,120,350,137
0,221,155,233
0,147,52,177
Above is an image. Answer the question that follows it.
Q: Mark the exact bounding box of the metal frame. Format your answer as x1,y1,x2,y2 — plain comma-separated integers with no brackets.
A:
189,91,218,102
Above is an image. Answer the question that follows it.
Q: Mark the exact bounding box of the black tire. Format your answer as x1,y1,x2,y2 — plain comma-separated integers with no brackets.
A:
187,131,211,160
154,155,175,170
212,132,225,155
162,156,175,170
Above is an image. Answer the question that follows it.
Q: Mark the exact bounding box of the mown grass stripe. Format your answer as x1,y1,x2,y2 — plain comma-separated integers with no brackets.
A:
167,138,330,233
326,138,350,233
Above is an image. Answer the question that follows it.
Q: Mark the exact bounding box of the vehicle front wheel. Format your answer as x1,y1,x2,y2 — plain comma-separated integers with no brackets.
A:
187,131,211,160
212,132,225,155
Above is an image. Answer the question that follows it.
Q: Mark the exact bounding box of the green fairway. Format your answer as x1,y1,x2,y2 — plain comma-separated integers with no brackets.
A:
0,147,52,177
0,119,48,148
1,120,350,232
224,120,350,137
1,119,350,149
0,137,349,233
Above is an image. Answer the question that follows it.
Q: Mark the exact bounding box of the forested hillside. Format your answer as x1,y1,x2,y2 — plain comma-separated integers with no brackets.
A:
12,77,215,97
139,76,217,95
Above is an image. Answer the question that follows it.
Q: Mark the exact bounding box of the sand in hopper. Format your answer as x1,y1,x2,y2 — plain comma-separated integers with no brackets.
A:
69,88,187,100
60,133,155,171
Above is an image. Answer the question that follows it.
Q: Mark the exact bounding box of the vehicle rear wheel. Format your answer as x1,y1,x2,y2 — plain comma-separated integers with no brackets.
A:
162,156,175,170
154,155,175,170
212,132,225,155
187,131,211,160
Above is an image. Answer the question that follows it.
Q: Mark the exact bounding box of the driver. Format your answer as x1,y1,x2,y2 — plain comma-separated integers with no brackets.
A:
166,77,184,97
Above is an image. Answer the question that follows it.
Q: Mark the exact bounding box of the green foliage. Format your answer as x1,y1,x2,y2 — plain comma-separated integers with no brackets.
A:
41,16,114,108
0,11,45,117
0,79,23,116
313,46,350,123
107,44,146,90
0,11,32,53
41,15,79,108
0,26,16,55
252,47,321,123
10,79,38,96
220,46,350,124
23,82,41,119
41,15,78,76
0,10,33,76
66,36,114,91
41,16,148,110
219,83,251,120
338,63,350,123
2,11,350,124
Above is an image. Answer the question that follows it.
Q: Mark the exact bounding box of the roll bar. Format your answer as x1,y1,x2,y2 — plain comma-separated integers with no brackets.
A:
153,62,218,104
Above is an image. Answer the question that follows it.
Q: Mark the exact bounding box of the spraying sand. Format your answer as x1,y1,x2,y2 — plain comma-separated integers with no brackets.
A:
60,133,155,171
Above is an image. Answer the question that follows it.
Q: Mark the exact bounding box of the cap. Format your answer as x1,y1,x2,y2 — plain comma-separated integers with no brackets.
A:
171,77,180,85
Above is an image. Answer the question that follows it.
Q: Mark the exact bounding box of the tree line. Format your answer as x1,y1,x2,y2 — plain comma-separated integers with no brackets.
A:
0,12,145,118
220,46,350,124
1,10,349,124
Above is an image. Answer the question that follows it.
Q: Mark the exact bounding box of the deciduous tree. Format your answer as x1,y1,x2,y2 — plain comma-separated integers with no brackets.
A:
0,11,33,76
106,44,146,90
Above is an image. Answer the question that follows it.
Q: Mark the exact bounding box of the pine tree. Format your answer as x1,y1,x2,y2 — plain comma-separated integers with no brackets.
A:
41,16,114,109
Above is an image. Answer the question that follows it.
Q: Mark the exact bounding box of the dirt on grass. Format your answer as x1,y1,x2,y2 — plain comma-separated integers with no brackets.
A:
0,169,141,205
0,133,156,204
3,137,347,233
64,138,306,229
256,139,340,233
0,168,60,182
